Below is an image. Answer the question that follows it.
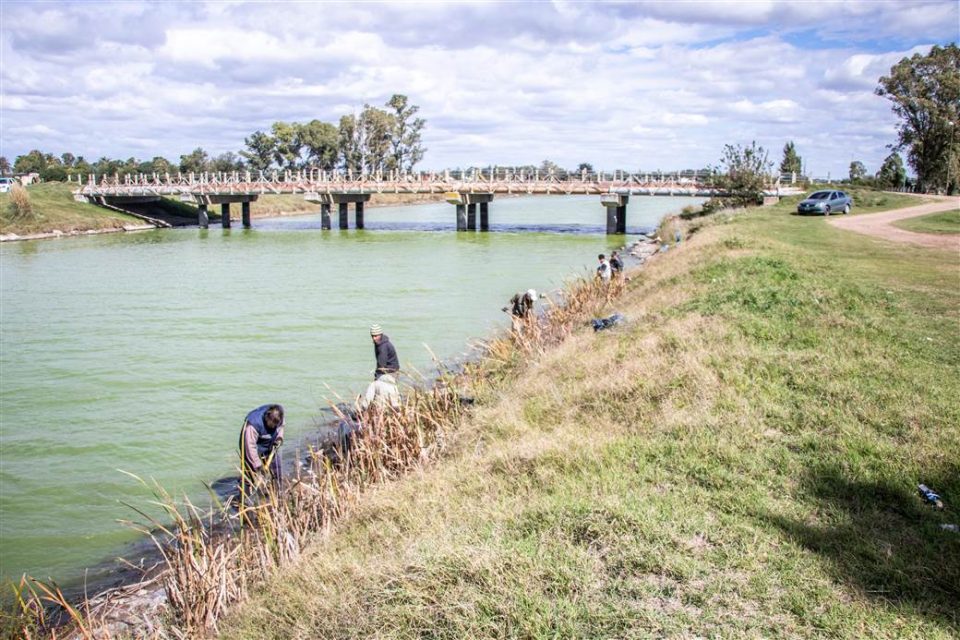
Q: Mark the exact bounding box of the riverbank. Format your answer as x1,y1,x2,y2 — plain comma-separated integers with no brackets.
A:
214,200,958,638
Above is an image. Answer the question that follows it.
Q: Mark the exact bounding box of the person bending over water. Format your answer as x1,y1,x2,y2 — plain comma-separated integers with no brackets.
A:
239,404,285,493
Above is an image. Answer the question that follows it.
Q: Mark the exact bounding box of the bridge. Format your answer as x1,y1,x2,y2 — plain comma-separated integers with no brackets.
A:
72,169,802,234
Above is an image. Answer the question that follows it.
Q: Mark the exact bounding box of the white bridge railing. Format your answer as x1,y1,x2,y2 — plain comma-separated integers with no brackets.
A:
72,169,801,199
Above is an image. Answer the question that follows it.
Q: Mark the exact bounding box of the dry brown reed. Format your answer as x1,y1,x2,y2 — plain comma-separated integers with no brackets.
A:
7,185,33,220
5,265,633,639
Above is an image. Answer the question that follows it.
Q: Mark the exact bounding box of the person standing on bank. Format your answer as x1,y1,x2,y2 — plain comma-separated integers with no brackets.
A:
610,250,624,280
239,403,285,491
596,253,612,283
370,324,400,380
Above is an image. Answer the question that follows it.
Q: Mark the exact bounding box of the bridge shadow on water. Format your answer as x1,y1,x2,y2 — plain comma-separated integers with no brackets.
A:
248,219,656,235
758,462,960,631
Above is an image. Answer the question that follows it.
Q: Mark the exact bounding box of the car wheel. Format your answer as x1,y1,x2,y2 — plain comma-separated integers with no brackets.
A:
824,206,831,216
843,204,850,215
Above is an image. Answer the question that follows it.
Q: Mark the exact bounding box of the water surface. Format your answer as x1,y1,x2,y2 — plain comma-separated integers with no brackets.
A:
0,194,702,583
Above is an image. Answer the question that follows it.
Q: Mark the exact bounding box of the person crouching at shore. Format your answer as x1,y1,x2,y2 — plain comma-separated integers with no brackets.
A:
239,404,284,494
371,324,400,380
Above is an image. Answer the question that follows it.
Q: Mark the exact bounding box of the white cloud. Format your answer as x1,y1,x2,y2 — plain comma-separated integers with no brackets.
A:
0,0,956,177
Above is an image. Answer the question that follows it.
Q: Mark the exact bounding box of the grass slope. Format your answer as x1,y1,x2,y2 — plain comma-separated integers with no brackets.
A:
892,208,960,235
218,203,959,639
0,183,137,235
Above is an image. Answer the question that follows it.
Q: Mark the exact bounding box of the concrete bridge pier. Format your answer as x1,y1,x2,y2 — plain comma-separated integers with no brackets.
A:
242,201,251,228
447,192,494,232
339,202,349,229
198,204,209,229
192,194,258,229
355,201,365,230
320,203,331,230
467,203,477,230
600,193,629,235
221,203,231,229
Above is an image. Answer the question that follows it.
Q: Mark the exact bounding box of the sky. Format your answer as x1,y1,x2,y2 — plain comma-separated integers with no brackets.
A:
1,1,957,179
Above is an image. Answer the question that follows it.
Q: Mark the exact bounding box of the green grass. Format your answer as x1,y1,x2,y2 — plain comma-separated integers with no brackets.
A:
893,208,960,235
0,182,137,236
214,203,959,638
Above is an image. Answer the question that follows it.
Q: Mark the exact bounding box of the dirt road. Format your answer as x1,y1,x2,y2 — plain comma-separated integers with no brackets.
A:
826,195,959,251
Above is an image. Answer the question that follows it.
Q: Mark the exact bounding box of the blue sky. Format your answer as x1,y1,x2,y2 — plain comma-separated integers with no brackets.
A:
1,1,957,178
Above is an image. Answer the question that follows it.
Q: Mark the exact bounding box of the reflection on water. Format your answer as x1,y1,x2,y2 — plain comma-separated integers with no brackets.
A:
0,194,702,584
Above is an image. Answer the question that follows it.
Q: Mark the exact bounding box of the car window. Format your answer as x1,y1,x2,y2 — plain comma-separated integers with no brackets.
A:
830,192,839,200
809,192,829,199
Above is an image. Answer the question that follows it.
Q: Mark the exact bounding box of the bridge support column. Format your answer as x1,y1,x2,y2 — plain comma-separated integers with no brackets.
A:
320,203,331,230
355,201,364,229
339,202,349,229
600,193,628,235
198,204,209,229
447,192,494,232
242,201,251,228
221,203,231,229
467,203,477,231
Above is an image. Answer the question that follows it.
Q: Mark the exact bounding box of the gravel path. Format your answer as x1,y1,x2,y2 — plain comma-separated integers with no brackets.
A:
826,195,959,251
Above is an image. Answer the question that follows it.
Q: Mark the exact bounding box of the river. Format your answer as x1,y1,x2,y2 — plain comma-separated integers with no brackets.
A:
0,194,703,585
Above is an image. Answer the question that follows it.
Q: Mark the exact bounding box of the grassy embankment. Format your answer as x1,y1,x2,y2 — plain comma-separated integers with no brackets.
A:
0,182,139,236
893,208,960,235
218,191,958,639
0,182,447,237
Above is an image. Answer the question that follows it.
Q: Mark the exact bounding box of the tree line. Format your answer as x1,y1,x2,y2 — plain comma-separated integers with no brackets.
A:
2,94,427,181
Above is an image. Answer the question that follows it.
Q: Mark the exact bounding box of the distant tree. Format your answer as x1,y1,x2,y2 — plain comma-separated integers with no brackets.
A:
270,121,303,171
93,156,122,177
539,159,561,175
779,141,802,175
876,43,960,193
711,141,773,208
386,94,426,173
179,147,210,174
849,160,867,182
359,105,394,174
0,156,10,175
241,131,276,172
209,152,244,173
338,114,362,173
73,157,92,177
876,152,907,189
13,149,48,175
575,162,594,175
60,152,76,168
40,165,68,181
150,156,173,175
299,119,339,170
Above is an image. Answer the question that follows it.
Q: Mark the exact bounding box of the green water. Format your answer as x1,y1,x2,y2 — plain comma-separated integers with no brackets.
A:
0,195,701,583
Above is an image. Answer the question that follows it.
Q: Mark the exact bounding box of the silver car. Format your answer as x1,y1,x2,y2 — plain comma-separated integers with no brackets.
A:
797,190,852,215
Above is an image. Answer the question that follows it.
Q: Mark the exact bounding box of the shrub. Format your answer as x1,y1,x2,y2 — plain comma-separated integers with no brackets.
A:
7,185,33,220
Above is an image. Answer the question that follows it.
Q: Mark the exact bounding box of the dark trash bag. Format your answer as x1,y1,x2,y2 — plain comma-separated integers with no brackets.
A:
592,312,624,332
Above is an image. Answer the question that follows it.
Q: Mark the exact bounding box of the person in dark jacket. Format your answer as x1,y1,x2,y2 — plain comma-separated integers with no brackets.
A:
610,250,623,278
370,324,399,380
239,404,284,493
504,289,537,318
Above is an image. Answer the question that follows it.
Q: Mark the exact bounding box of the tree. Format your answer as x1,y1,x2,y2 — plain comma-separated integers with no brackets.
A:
386,94,426,173
270,121,303,171
179,147,210,174
0,156,10,175
60,152,76,168
779,141,802,175
299,120,339,170
210,152,244,173
849,160,867,182
576,162,594,175
711,141,773,207
150,156,173,175
13,150,48,175
241,131,276,172
876,44,960,193
359,105,394,174
876,152,907,189
338,114,362,173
